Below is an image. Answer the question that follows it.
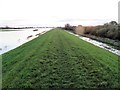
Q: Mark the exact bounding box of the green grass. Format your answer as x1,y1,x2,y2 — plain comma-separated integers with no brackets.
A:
2,28,119,89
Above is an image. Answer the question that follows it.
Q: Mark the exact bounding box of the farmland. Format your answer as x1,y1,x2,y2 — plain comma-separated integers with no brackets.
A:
2,29,119,89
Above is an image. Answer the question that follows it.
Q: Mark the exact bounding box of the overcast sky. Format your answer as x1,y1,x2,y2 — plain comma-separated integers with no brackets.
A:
0,0,119,27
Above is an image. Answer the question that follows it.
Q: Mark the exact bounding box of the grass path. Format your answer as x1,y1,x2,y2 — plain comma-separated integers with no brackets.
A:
2,29,119,89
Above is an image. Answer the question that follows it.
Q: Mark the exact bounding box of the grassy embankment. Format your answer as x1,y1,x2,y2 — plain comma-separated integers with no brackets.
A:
82,34,120,50
2,29,119,89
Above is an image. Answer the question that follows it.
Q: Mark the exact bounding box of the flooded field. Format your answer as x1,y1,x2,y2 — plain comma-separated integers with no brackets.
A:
0,28,52,55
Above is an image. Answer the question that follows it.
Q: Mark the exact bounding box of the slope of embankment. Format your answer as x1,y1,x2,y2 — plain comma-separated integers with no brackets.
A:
2,29,119,89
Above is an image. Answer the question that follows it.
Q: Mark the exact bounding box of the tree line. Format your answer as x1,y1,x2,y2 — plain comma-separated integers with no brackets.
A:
64,21,120,41
84,21,120,41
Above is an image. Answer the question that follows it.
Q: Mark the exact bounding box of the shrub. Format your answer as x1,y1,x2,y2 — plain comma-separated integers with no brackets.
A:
83,21,120,41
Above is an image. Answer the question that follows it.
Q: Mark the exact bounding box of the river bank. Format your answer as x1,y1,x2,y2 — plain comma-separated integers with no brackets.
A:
66,30,120,56
82,34,120,50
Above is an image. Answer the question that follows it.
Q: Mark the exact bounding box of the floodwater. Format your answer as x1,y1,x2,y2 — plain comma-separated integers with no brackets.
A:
0,28,52,55
67,31,120,56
